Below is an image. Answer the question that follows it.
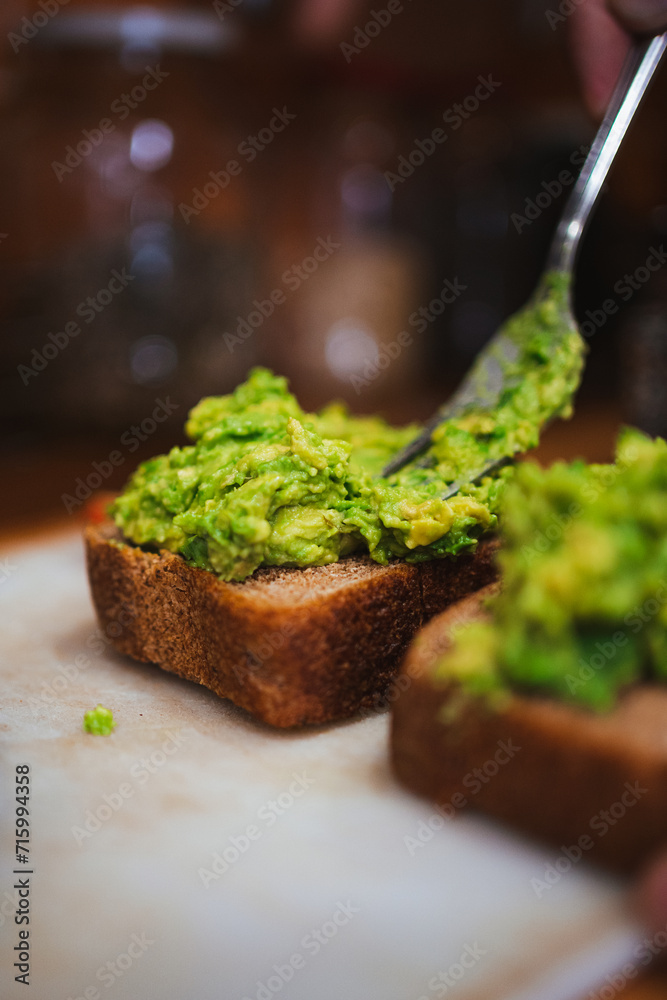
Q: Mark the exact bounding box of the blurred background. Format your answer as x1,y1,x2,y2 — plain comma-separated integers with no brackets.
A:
1,0,666,534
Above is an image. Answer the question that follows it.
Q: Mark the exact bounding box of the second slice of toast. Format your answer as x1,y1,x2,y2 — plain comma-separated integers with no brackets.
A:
391,588,667,873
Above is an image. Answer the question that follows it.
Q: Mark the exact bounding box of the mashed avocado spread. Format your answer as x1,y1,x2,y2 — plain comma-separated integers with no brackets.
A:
436,431,667,712
111,273,584,581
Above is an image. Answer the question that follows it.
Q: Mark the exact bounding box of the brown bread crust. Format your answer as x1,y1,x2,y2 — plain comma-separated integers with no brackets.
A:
85,523,499,729
391,590,667,873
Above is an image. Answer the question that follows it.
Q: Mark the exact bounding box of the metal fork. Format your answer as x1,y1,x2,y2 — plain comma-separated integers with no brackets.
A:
382,32,667,493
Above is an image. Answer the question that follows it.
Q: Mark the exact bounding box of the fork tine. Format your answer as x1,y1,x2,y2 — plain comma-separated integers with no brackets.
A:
380,421,438,476
441,456,513,500
380,340,518,477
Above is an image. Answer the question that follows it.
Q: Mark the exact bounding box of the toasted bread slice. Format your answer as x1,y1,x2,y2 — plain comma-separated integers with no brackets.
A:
391,588,667,872
85,523,499,728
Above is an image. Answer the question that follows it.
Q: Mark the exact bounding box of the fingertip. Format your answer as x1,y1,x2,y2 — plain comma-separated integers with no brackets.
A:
607,0,667,36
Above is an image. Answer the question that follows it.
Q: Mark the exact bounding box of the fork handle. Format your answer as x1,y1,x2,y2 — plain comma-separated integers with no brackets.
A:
547,32,667,278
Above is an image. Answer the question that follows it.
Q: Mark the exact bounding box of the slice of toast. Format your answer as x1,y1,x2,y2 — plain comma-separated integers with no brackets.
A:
85,523,499,728
391,588,667,873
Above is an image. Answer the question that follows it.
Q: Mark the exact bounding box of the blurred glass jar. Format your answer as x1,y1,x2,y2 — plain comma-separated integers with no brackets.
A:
0,5,262,434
